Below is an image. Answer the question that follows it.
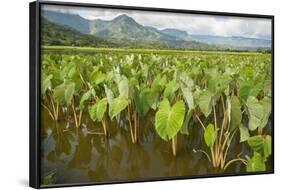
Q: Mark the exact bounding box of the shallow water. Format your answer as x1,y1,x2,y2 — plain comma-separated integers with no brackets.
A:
40,107,272,186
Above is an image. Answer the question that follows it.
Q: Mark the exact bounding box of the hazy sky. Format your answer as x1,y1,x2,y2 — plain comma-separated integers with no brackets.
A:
43,5,272,39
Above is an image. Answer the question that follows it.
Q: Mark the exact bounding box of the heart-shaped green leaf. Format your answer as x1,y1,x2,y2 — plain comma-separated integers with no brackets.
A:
195,90,213,117
109,95,128,120
155,98,185,141
53,81,75,106
247,96,271,131
89,98,107,122
134,87,154,116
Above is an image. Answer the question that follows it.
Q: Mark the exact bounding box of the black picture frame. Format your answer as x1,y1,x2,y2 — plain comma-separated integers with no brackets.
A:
29,1,274,188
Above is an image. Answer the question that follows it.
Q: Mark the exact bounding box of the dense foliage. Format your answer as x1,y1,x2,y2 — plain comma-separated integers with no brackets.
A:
41,51,272,172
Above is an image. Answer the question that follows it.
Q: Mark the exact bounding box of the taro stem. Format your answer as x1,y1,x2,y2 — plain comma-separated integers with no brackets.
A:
101,117,107,136
127,104,136,143
133,110,139,143
41,92,59,121
71,98,79,128
50,93,59,121
172,135,177,156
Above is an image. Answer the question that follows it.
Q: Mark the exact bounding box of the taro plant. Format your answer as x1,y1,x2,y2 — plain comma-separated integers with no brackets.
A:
246,96,271,135
245,135,271,172
192,73,247,170
88,98,109,136
41,74,60,121
155,98,185,156
53,81,77,126
239,95,272,172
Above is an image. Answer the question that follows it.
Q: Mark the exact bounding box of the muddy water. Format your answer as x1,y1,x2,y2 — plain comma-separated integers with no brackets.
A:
40,107,272,186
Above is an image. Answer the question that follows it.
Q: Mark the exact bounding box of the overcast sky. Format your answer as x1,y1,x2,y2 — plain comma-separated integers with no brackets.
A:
43,5,272,39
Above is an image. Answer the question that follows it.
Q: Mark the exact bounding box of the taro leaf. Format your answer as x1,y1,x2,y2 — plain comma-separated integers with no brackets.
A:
260,97,271,129
155,98,185,141
182,87,194,109
96,99,107,120
89,98,107,122
134,87,153,116
247,96,271,131
68,65,76,79
104,84,114,104
153,75,167,90
90,70,106,85
208,76,220,94
208,74,230,95
149,87,160,110
239,125,250,142
118,77,129,98
163,79,179,99
109,95,128,120
64,82,75,106
246,152,266,172
42,74,53,95
79,89,95,110
229,96,242,131
204,124,217,148
247,135,265,155
264,135,272,159
129,77,139,94
179,74,194,89
53,81,75,106
72,76,83,93
180,109,194,136
239,82,252,102
88,105,97,122
53,83,65,105
239,81,261,103
247,96,263,131
196,90,213,117
244,66,254,79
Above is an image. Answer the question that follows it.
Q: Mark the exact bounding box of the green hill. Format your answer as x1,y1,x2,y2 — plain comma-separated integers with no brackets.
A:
41,17,116,47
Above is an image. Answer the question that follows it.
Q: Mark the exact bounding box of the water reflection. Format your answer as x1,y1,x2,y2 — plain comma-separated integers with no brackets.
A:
41,108,271,185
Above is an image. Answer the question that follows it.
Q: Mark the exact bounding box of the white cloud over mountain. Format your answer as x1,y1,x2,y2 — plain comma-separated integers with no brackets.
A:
43,5,271,39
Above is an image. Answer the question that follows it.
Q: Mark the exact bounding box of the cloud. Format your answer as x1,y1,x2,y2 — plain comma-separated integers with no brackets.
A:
42,5,271,39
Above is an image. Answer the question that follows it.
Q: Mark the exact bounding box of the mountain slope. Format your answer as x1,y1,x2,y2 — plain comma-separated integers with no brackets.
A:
42,11,213,49
160,28,190,41
90,14,177,44
42,10,90,34
190,35,271,48
89,14,216,49
41,17,116,47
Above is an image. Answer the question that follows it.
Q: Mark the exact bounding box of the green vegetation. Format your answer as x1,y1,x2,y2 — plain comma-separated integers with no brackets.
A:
41,18,116,47
41,49,272,173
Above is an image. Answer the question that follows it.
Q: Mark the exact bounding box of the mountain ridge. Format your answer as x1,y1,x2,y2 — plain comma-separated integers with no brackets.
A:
42,10,271,50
